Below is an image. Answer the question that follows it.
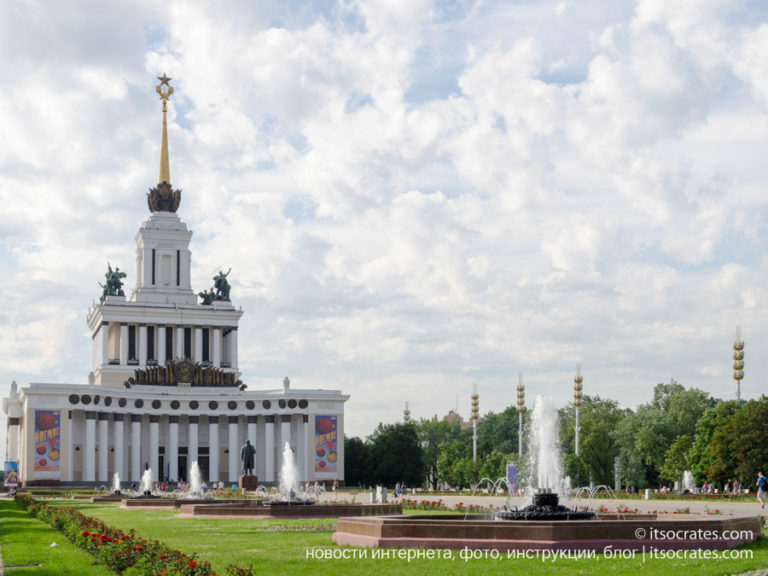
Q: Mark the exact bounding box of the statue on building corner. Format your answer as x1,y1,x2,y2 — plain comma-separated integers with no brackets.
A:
197,288,216,305
213,268,232,300
99,263,127,303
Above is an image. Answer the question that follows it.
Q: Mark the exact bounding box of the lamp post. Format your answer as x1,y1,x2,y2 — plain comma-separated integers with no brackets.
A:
403,401,411,423
733,326,744,402
516,374,525,457
471,384,479,462
573,362,583,457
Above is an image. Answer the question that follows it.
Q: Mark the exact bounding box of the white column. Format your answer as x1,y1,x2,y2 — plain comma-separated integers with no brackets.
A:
213,328,221,366
264,416,275,483
158,326,166,365
84,413,97,482
120,324,129,365
208,417,219,483
65,413,73,481
98,414,109,482
188,416,199,465
247,416,257,451
231,329,239,370
8,418,20,463
228,416,239,481
169,416,179,482
176,326,184,359
139,324,147,366
131,415,141,482
149,416,160,482
298,415,307,483
113,414,124,480
194,327,203,362
101,322,109,365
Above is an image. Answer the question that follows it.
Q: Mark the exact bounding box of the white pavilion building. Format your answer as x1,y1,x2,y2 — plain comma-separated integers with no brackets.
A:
3,76,348,487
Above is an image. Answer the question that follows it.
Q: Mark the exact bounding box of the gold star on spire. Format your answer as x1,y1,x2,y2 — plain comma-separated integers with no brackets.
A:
155,73,174,185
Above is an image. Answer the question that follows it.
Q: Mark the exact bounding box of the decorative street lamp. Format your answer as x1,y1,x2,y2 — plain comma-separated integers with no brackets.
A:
733,326,744,402
516,374,525,457
574,362,583,457
471,383,479,462
403,401,411,423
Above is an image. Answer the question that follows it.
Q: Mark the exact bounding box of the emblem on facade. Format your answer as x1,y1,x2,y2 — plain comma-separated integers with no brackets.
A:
124,358,242,388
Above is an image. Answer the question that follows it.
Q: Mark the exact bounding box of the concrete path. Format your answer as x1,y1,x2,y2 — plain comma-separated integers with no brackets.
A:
326,490,767,518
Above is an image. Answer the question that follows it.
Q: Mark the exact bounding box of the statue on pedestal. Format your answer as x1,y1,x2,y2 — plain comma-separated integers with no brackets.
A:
99,263,127,303
241,439,256,476
213,268,232,300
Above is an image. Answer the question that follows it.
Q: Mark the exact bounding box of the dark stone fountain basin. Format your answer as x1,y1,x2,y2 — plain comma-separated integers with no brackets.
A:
495,490,596,521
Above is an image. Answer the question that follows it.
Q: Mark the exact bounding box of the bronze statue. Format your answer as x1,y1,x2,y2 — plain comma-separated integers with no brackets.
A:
99,263,127,303
241,439,256,476
197,288,216,305
213,268,232,300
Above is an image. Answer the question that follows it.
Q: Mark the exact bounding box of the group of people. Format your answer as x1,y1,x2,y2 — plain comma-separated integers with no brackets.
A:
392,482,409,497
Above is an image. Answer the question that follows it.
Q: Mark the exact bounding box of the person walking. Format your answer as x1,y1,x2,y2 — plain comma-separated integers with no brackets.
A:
756,472,768,508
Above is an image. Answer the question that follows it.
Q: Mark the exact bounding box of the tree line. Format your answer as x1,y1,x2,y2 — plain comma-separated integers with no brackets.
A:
344,380,768,491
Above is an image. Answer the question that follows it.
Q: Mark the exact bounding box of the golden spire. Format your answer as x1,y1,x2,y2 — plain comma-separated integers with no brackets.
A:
156,73,174,185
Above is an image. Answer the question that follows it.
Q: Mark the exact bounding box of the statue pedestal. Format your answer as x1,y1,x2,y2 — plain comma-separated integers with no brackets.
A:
239,475,259,491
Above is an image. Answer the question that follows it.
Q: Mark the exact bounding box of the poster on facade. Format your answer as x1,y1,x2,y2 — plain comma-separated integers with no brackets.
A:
506,462,518,495
34,410,61,477
4,461,18,487
314,415,337,473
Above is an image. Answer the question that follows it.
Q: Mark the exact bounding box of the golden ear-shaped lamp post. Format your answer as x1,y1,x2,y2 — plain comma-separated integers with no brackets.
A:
471,384,479,462
733,326,744,402
573,362,583,457
516,374,525,457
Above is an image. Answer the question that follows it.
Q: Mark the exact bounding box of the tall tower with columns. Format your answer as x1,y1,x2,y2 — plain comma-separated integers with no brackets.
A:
3,76,348,488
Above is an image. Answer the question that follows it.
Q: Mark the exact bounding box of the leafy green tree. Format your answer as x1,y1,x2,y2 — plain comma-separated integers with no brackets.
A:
708,397,768,486
613,381,713,488
688,400,742,484
365,422,424,487
343,435,369,487
560,396,625,487
416,418,462,489
660,435,692,484
436,439,478,488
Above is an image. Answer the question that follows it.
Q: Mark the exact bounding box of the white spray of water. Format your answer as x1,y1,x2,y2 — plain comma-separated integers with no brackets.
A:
682,470,694,491
140,468,153,494
112,473,121,493
527,395,565,494
279,442,300,501
188,461,203,496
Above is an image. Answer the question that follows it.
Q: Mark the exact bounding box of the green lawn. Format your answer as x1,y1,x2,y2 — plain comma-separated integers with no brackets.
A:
0,499,114,576
12,498,768,576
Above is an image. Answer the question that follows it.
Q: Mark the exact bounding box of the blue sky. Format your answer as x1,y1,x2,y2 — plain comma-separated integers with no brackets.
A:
3,0,768,458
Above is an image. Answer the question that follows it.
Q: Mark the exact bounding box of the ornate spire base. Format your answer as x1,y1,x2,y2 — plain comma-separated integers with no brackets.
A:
147,181,182,213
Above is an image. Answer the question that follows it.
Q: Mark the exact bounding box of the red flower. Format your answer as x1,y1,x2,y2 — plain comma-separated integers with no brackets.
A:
189,561,197,568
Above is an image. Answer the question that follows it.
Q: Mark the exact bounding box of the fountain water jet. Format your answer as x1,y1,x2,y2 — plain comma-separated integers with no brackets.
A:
139,468,154,496
112,472,122,495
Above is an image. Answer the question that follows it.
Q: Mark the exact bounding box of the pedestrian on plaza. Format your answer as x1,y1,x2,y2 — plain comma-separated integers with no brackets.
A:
756,472,768,508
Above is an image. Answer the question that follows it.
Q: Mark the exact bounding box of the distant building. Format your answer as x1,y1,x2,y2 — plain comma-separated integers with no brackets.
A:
435,410,473,431
3,76,348,487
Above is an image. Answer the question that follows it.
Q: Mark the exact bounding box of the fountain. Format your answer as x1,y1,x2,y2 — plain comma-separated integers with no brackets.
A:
139,468,156,497
112,473,122,495
278,442,305,503
180,461,212,500
334,394,760,551
681,470,695,493
496,396,595,521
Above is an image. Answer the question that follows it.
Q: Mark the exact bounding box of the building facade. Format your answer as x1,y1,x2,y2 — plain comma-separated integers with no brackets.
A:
3,76,347,487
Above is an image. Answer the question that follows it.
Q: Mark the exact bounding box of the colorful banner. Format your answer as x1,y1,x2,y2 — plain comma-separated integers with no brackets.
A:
34,410,61,477
506,462,518,494
4,461,18,487
314,415,337,473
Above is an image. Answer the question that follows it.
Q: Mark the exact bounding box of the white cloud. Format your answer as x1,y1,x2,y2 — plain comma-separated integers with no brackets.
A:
3,0,768,455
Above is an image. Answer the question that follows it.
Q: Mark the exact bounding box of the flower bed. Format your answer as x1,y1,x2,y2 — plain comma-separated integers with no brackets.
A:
14,495,253,576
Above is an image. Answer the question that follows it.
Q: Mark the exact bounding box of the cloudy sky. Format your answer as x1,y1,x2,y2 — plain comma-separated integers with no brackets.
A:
3,0,768,457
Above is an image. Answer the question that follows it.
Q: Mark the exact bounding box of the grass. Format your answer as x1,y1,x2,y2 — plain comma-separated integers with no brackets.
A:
11,498,768,576
0,499,114,576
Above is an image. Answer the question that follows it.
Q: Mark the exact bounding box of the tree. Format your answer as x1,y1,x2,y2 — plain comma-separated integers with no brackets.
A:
660,435,692,484
708,398,768,486
343,435,369,487
560,396,625,487
365,422,424,487
688,400,742,484
436,439,477,488
416,418,462,489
